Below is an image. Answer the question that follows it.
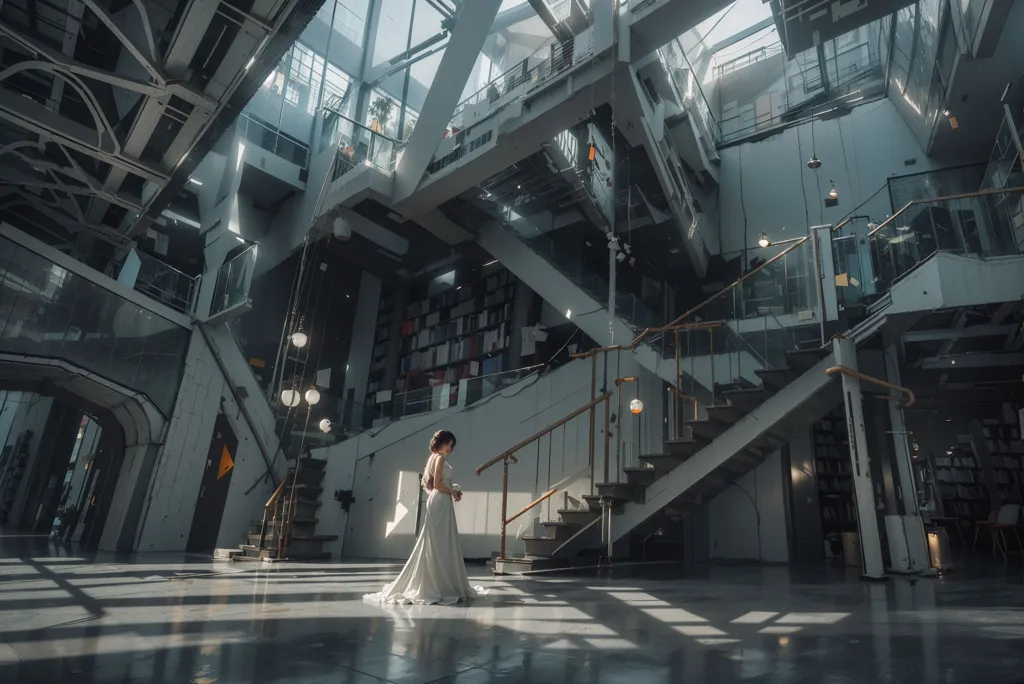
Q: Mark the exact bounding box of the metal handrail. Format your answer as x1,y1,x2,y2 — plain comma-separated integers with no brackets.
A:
866,185,1024,237
476,391,614,560
506,488,558,526
825,365,916,407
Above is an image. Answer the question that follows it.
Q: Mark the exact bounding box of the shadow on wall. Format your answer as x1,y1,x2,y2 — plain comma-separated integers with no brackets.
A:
314,356,663,561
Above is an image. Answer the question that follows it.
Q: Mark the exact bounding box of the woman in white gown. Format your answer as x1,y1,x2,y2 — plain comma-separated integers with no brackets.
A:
364,430,484,605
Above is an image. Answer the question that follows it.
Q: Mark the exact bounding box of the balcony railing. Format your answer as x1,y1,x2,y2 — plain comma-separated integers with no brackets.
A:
210,244,258,318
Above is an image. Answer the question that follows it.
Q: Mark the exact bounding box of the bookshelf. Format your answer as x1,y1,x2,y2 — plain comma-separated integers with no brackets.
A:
814,409,856,534
367,268,521,403
366,289,394,397
931,447,988,519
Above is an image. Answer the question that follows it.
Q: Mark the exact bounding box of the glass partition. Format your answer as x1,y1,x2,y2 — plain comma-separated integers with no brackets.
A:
0,236,190,416
210,244,258,318
386,364,543,420
329,115,402,179
131,249,200,315
869,188,1024,291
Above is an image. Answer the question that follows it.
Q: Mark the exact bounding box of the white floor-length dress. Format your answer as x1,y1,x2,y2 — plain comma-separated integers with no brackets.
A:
364,456,485,605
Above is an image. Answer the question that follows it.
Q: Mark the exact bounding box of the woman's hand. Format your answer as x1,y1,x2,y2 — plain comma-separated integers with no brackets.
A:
453,491,463,502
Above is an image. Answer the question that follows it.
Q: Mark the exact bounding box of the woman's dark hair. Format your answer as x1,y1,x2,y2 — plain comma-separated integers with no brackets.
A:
429,429,456,453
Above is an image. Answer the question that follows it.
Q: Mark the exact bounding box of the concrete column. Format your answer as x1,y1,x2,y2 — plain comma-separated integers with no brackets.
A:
344,271,383,420
832,336,885,579
884,345,919,516
392,0,503,200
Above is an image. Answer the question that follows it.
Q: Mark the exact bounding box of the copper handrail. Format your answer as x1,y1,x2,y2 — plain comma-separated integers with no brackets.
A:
476,391,614,561
476,392,614,475
825,365,916,407
264,476,290,509
867,186,1024,238
569,320,725,360
505,488,558,525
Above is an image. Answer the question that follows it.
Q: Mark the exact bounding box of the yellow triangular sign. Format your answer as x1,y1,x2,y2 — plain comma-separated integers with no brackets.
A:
217,445,234,479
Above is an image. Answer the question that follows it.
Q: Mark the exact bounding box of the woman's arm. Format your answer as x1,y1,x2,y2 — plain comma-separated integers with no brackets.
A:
431,455,456,495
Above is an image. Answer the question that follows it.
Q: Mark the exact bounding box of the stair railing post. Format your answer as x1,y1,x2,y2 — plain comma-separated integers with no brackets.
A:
499,456,509,561
589,353,596,494
674,329,681,440
709,328,716,405
603,395,611,483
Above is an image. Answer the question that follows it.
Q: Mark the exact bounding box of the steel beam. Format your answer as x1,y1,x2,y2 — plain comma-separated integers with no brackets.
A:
918,353,1024,370
393,0,503,201
0,96,168,184
902,324,1015,343
82,0,162,83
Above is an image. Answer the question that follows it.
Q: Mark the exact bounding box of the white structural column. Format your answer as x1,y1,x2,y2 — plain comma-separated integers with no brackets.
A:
884,342,931,573
392,0,503,202
832,335,886,579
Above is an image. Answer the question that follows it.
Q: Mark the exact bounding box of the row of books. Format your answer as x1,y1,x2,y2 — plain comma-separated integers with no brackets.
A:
933,456,977,468
404,273,515,318
400,306,513,353
399,356,506,391
816,459,851,476
935,468,977,484
399,325,510,374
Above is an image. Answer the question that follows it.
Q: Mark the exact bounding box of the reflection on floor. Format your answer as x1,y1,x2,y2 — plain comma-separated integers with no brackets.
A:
2,534,1023,683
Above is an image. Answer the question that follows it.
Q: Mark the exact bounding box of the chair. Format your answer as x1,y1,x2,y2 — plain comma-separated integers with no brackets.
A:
992,504,1022,561
972,509,998,551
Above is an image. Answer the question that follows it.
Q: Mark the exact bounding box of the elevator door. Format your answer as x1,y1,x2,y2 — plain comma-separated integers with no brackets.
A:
186,413,237,552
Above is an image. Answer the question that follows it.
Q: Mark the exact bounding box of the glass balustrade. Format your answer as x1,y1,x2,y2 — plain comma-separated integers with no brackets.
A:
210,244,258,317
386,364,543,420
330,115,401,180
0,236,190,416
868,188,1024,291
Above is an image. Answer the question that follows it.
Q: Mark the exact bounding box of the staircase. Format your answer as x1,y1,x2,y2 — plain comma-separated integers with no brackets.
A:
231,456,338,562
493,290,892,573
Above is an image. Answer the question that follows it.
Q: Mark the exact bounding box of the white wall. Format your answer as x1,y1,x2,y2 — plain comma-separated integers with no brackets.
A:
706,448,789,563
717,99,942,255
314,356,664,561
134,327,277,552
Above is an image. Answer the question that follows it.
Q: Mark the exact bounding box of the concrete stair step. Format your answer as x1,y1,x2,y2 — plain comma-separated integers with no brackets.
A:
688,419,730,440
721,387,771,411
639,452,687,474
705,405,747,424
557,508,599,525
784,347,831,370
664,438,709,458
539,521,582,541
754,367,799,392
623,466,658,487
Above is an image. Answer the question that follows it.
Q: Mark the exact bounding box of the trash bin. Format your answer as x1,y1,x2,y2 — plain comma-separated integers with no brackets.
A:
841,532,861,567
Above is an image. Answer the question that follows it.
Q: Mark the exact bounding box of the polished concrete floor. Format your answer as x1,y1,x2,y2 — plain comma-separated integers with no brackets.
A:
2,535,1023,683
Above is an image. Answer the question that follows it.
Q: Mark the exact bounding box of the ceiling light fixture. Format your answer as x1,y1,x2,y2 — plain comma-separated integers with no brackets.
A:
290,330,308,348
828,183,838,200
187,177,203,186
758,233,770,248
305,388,321,405
807,154,822,169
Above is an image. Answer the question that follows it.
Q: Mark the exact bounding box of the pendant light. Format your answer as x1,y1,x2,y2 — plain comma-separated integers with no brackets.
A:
290,330,308,348
758,232,770,248
806,154,821,169
828,183,838,200
280,388,301,408
304,388,321,405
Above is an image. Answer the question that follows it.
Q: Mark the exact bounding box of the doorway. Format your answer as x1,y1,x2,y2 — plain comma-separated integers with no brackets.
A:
187,412,238,552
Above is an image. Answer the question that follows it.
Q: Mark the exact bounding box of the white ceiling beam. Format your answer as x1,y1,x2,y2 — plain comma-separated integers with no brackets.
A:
918,353,1024,370
82,0,163,84
902,324,1015,343
0,95,168,184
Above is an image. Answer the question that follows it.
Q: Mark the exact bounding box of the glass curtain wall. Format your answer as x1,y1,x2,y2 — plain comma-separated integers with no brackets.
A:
242,0,366,166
